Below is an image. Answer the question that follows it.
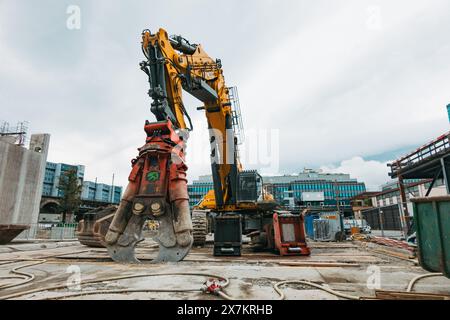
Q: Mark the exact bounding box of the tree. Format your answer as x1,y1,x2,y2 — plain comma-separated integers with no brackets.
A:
58,169,82,223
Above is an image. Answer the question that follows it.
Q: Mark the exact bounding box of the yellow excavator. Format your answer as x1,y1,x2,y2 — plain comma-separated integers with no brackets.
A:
77,27,309,261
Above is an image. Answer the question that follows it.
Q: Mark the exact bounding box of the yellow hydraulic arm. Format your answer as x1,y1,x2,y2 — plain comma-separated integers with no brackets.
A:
140,28,242,208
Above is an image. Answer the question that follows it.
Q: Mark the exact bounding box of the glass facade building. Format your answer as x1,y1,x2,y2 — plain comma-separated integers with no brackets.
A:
187,171,366,208
81,181,122,204
188,181,214,208
268,180,366,207
42,161,122,204
42,162,85,197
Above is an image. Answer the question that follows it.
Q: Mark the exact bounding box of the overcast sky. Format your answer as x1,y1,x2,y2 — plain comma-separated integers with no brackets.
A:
1,0,449,191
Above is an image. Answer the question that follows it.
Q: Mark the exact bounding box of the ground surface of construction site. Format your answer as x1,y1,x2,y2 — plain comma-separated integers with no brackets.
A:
1,234,449,301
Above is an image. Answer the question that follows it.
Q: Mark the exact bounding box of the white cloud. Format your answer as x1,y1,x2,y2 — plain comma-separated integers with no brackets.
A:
238,0,450,171
320,157,392,191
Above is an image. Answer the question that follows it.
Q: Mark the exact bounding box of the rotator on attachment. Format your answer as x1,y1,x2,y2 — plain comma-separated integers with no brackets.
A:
102,120,193,263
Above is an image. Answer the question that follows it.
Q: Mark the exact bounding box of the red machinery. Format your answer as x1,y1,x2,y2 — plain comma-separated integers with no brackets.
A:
98,120,193,263
273,212,310,256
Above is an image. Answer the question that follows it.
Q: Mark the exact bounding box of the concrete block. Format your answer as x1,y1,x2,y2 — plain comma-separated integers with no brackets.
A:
0,134,50,225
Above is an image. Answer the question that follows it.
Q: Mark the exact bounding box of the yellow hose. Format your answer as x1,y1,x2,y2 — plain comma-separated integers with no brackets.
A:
219,280,361,300
0,256,361,300
0,249,91,291
0,272,229,300
46,288,201,300
217,290,235,300
406,273,444,292
1,250,445,300
0,259,46,289
273,280,360,300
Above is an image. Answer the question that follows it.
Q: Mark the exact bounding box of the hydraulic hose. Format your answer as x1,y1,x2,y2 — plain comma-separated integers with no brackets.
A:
1,251,446,300
0,259,46,290
406,273,444,292
0,272,229,300
45,288,200,300
217,290,235,301
0,249,91,291
216,279,361,300
273,280,360,300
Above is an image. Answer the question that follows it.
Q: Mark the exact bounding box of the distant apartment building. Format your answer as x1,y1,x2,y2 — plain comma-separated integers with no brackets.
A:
187,170,366,210
368,178,445,214
81,181,122,204
41,161,122,204
42,162,85,198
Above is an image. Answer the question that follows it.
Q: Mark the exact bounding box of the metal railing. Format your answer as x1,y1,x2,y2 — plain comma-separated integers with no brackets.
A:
15,223,78,241
228,86,245,145
389,132,450,177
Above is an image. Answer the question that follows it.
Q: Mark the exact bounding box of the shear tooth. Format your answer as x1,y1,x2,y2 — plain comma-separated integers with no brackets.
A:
106,214,145,263
152,206,193,262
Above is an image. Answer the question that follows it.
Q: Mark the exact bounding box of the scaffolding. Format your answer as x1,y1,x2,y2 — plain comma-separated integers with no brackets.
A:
0,121,29,146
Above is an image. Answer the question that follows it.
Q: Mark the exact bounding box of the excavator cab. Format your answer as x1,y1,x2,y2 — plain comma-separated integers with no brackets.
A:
237,170,262,203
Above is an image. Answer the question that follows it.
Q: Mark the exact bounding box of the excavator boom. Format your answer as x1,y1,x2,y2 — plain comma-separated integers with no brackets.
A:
140,28,241,208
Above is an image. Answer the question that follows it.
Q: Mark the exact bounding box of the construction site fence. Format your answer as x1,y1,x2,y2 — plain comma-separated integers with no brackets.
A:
361,204,412,237
16,223,78,241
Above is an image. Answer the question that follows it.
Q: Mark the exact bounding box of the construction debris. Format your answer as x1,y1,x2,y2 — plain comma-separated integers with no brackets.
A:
374,290,450,300
0,225,30,245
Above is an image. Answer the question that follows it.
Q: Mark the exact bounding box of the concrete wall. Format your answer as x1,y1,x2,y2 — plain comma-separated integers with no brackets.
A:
0,134,50,224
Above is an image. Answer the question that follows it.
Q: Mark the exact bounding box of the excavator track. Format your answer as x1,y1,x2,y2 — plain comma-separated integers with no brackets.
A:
192,210,208,247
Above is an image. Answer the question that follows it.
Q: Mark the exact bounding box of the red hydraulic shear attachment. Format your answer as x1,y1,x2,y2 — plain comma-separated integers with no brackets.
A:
102,120,193,263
